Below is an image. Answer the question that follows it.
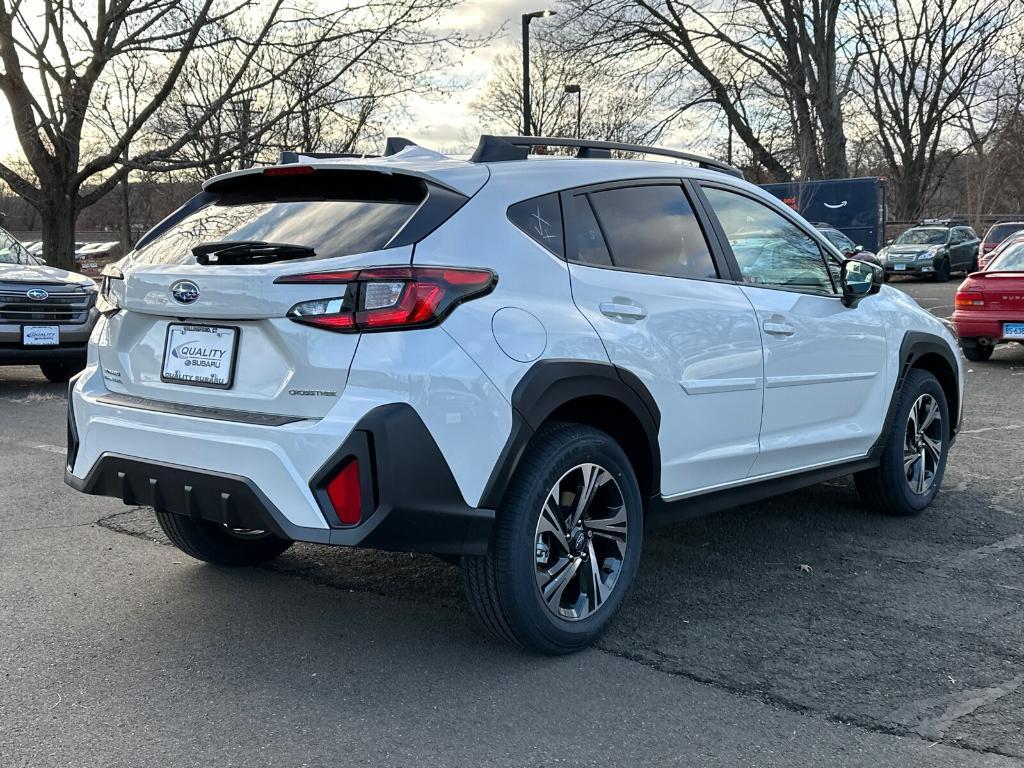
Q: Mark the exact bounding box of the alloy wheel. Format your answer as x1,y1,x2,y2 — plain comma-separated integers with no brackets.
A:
904,393,943,495
534,463,628,621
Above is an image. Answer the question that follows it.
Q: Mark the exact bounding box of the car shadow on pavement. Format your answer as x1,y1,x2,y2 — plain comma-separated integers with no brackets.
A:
103,468,1024,756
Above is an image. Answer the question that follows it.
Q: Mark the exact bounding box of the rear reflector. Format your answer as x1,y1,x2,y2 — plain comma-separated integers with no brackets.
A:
955,291,985,308
280,266,496,333
326,458,362,525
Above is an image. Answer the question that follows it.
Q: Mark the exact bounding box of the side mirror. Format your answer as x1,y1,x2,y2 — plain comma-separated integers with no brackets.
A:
854,244,864,253
886,238,894,245
840,259,883,308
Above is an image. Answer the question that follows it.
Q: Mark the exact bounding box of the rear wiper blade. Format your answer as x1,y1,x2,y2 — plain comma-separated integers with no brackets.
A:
192,241,316,265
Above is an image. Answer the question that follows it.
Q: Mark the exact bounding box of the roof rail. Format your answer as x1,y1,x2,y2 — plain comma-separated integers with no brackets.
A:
470,135,744,179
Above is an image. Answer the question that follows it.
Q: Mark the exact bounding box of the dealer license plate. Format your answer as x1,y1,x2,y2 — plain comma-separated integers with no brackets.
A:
23,326,59,346
161,324,238,389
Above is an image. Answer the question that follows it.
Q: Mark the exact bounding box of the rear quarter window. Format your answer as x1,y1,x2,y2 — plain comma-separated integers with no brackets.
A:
507,193,564,257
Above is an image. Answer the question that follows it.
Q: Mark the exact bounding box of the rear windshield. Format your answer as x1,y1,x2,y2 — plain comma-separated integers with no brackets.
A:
133,171,425,265
988,242,1024,271
985,223,1024,244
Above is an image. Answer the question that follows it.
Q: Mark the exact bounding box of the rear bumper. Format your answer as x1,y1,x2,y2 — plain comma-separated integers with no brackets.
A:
952,311,1024,343
64,361,498,556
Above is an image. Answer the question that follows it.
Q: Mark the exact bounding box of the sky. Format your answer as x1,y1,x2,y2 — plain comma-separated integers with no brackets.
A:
0,0,550,163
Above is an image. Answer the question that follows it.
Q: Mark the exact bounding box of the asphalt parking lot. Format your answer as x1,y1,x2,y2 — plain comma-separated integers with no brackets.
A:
2,278,1023,767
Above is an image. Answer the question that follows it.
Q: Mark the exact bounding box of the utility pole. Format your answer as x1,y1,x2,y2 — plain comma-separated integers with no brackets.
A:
564,84,582,138
522,10,556,136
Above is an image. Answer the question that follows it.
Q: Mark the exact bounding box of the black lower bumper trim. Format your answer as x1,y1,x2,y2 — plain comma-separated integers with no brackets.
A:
65,404,496,556
311,404,495,556
65,454,330,543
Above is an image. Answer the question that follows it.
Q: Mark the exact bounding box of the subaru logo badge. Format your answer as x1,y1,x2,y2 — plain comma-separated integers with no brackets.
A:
170,280,200,305
26,288,48,301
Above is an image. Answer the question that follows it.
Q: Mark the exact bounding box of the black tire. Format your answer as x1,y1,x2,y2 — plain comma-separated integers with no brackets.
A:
933,259,951,282
962,343,993,362
855,369,950,516
155,511,293,566
462,422,644,654
882,272,891,283
40,360,83,383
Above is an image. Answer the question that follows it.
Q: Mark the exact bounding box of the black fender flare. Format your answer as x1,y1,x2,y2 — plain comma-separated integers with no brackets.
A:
478,360,662,509
876,331,961,449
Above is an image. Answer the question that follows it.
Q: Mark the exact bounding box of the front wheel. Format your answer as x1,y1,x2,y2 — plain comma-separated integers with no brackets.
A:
933,259,951,282
855,369,950,516
155,511,293,566
463,423,644,654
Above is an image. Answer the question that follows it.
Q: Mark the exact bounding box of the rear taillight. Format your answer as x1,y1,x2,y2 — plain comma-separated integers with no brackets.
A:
278,266,496,332
326,458,362,525
955,291,985,308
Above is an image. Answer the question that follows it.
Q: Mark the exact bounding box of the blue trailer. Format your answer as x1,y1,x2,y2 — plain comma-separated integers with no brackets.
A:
761,177,887,252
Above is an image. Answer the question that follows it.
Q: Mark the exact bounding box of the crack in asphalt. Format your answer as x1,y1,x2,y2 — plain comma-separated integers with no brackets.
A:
951,534,1024,567
92,507,1024,761
888,675,1024,743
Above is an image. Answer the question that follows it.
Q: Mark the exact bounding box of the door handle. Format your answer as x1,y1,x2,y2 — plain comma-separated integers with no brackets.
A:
600,302,647,321
762,320,796,337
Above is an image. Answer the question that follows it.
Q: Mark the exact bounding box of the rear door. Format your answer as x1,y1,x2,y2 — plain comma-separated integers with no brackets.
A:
99,168,439,418
562,180,764,497
697,183,889,476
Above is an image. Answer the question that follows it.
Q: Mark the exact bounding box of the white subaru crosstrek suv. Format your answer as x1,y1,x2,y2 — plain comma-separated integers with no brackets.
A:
66,136,963,654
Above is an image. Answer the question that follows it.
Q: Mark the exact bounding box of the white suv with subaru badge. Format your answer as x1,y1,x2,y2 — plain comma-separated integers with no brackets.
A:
66,136,964,654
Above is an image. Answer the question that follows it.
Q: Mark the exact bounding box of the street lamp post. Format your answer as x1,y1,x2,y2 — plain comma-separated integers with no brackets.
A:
522,10,556,137
564,84,581,138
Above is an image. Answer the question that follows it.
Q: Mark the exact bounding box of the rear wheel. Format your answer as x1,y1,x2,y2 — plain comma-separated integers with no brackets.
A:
463,423,643,654
155,511,293,566
855,369,950,516
40,360,83,383
962,343,993,362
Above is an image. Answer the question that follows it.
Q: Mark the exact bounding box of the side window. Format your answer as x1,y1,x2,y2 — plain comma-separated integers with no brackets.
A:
702,186,835,295
583,185,718,279
507,193,564,257
950,229,964,244
571,195,613,266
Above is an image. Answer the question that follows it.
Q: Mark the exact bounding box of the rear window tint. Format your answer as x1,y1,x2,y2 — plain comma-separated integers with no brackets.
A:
587,185,717,279
507,193,564,257
986,223,1024,243
133,171,425,265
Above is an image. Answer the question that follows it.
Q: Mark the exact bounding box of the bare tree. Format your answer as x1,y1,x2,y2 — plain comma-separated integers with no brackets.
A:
853,0,1022,220
471,33,688,145
557,0,858,181
0,0,474,269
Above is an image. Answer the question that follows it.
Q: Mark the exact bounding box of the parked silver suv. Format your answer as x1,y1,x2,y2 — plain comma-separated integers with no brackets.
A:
0,227,98,381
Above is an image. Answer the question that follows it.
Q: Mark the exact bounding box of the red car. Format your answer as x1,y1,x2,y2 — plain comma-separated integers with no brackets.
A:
953,239,1024,361
979,221,1024,269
